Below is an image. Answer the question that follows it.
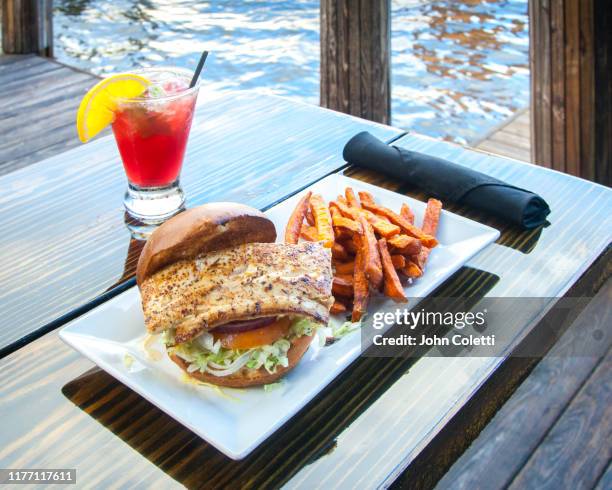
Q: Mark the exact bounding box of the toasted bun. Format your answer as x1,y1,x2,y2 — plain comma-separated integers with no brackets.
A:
137,202,276,286
169,334,314,388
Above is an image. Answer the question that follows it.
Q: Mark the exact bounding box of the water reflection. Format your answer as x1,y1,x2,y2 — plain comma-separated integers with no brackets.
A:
54,0,529,144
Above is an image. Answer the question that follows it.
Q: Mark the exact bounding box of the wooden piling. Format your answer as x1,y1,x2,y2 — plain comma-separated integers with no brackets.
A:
320,0,391,124
530,0,610,185
1,0,53,56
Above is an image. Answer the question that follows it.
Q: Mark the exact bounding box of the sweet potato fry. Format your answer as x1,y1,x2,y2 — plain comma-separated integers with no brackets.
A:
358,215,383,290
330,199,357,220
300,225,318,242
352,239,369,322
388,234,422,256
357,190,376,206
284,191,312,244
417,198,443,268
340,237,359,255
345,187,361,208
415,249,429,269
403,260,423,278
422,198,442,235
330,300,347,315
306,205,315,226
330,206,361,234
333,227,353,242
361,202,438,248
361,209,400,238
337,195,348,206
332,274,354,298
400,203,415,225
310,194,334,248
391,254,407,270
331,242,349,260
378,239,408,302
332,198,398,238
333,260,355,275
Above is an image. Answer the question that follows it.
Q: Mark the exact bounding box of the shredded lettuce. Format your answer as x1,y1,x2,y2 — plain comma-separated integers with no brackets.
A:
167,317,320,377
289,317,318,338
169,338,292,376
332,320,362,339
263,381,284,392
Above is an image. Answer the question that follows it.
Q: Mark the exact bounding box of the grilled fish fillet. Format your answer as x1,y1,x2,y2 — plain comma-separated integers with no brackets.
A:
140,241,334,343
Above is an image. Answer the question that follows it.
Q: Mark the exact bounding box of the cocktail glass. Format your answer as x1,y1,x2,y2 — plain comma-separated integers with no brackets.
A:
112,67,199,223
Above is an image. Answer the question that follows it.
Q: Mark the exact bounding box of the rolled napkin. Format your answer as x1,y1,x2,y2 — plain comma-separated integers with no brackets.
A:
343,131,550,229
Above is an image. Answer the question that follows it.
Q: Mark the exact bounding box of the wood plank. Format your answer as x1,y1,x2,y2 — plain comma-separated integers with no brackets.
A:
594,462,612,490
1,64,70,96
564,0,581,176
0,71,91,113
336,0,350,113
371,0,389,124
0,59,62,87
326,0,338,109
540,0,553,166
0,53,38,65
515,112,531,125
487,131,532,151
436,278,612,490
0,56,97,173
529,0,551,166
0,53,47,70
579,0,595,180
359,0,373,120
550,0,566,172
528,0,540,163
501,122,531,139
347,0,361,115
474,107,531,162
509,348,612,489
477,141,531,163
0,78,91,128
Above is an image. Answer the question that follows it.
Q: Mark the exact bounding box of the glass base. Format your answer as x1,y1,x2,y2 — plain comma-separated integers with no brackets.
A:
124,213,163,240
123,181,185,224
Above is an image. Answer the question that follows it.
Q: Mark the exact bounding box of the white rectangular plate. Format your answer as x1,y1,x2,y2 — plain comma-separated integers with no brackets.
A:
60,174,499,459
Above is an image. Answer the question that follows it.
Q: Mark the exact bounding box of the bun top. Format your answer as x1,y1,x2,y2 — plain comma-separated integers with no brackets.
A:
136,202,276,285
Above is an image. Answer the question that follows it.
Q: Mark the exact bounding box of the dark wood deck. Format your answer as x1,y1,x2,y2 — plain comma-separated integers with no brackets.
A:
1,54,609,489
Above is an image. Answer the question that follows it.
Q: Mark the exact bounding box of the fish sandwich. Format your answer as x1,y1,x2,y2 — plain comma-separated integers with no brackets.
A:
137,202,334,387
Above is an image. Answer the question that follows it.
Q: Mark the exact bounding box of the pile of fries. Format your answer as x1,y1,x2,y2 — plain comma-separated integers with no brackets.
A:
285,187,443,322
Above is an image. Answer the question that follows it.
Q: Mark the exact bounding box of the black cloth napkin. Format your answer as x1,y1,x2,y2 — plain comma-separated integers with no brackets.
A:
343,132,550,229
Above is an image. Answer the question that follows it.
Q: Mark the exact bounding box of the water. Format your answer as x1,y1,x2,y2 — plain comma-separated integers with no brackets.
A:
54,0,529,145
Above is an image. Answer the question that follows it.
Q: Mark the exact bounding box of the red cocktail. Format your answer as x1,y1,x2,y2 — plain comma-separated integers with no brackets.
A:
112,68,199,223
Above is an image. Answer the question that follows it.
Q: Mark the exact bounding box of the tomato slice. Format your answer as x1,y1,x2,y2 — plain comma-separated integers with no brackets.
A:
212,317,292,350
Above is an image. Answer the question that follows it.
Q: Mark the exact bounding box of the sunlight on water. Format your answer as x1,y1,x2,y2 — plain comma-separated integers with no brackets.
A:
54,0,529,144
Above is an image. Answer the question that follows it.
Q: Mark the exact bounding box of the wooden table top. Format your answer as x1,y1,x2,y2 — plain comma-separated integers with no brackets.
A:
0,93,610,489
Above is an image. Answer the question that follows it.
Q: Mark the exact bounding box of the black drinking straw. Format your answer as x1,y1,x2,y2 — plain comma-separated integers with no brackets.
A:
190,50,209,88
